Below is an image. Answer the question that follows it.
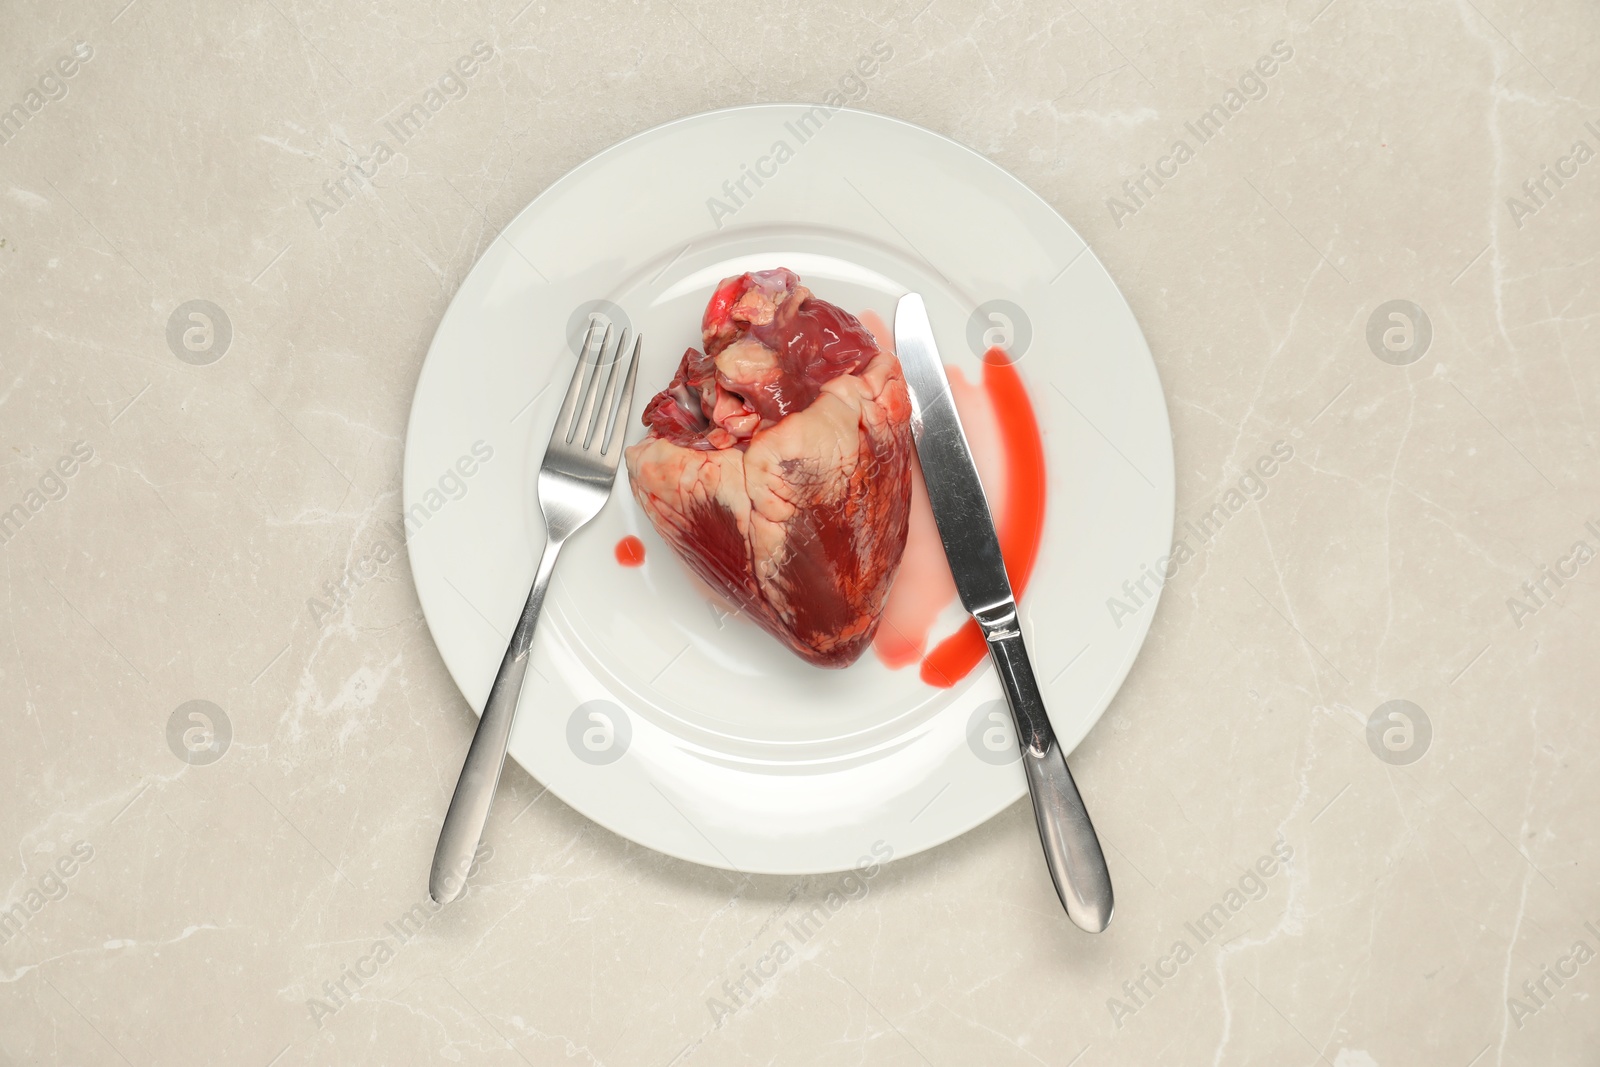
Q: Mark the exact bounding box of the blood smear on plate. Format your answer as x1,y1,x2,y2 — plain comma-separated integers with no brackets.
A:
915,347,1047,688
615,535,646,566
858,311,1047,687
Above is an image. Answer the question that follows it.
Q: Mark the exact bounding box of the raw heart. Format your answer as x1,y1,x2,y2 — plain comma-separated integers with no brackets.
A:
624,268,914,667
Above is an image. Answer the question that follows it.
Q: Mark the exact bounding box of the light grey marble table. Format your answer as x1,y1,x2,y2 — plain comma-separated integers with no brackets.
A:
2,1,1597,1064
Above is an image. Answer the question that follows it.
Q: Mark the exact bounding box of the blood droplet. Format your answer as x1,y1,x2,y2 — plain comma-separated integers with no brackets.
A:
615,535,646,567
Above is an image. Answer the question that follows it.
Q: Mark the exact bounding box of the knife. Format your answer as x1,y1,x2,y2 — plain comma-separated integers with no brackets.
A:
894,292,1114,933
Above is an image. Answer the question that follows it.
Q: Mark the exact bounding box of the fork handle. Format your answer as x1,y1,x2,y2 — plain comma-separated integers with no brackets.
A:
430,538,563,903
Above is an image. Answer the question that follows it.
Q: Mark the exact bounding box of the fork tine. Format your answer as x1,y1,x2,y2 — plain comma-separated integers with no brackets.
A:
568,324,616,445
561,322,610,444
584,328,628,449
602,333,642,456
553,320,604,443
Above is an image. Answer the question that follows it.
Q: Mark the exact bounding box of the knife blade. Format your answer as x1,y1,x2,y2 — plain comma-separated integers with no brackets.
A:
894,292,1115,933
893,297,1015,620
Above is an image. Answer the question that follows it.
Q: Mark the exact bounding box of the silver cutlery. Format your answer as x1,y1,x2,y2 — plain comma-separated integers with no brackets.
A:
893,292,1114,932
429,321,642,904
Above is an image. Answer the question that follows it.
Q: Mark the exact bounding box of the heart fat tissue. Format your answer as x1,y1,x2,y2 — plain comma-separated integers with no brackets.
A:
624,268,915,668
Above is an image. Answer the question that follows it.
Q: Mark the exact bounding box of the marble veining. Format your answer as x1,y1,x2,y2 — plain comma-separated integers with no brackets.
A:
1,0,1597,1063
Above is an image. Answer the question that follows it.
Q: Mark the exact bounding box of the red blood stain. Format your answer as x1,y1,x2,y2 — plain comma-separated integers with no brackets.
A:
919,346,1047,688
615,535,646,567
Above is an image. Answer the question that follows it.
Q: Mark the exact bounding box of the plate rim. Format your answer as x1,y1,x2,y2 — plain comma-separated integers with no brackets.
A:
403,102,1175,873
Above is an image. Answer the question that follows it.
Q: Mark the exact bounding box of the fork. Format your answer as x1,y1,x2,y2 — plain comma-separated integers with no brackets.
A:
429,320,642,904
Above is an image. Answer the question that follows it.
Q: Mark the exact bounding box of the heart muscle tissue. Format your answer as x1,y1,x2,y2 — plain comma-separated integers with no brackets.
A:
625,268,914,668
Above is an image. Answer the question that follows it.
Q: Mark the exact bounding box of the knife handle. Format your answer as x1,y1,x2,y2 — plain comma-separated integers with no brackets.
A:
980,608,1115,933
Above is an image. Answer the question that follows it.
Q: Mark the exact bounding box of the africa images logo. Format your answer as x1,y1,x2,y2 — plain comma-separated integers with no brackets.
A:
303,42,498,230
1104,41,1294,228
0,441,95,548
705,841,894,1028
305,843,492,1028
1106,440,1295,628
0,841,95,949
1105,839,1294,1029
0,42,94,149
703,41,893,228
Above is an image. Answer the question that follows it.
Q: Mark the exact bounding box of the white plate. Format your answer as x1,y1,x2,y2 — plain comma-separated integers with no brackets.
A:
404,105,1173,875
